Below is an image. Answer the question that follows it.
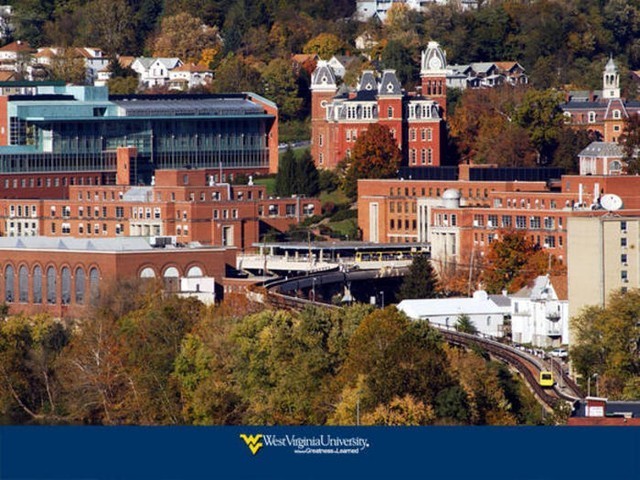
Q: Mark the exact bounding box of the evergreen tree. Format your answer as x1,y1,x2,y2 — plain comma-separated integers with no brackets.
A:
274,147,296,196
398,255,439,300
293,149,319,196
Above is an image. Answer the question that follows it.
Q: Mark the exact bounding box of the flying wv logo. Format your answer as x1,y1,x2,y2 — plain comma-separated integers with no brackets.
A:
239,434,264,455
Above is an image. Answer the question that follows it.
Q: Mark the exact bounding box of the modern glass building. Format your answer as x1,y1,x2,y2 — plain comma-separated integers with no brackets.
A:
0,84,278,186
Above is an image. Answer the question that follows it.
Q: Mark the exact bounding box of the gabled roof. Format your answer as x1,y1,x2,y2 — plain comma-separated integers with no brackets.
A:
152,58,182,69
512,275,568,301
470,62,497,74
494,61,524,73
0,40,33,53
171,63,212,73
604,98,628,120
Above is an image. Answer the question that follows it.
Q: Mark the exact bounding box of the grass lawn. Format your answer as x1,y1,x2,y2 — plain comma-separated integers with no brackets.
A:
328,218,358,238
254,177,276,196
320,189,349,206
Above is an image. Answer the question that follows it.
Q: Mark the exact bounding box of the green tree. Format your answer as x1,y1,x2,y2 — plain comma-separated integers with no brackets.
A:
398,255,439,300
0,315,69,423
620,113,640,174
380,39,417,88
275,148,319,197
343,124,401,200
77,0,136,55
107,77,139,95
513,89,566,164
434,385,470,424
274,147,296,197
261,58,302,121
455,314,478,334
571,289,640,399
210,54,261,93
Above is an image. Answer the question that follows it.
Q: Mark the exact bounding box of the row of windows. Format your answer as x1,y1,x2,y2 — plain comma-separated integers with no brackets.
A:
389,201,417,214
390,219,418,231
51,222,121,236
4,265,100,305
433,213,458,227
409,128,433,142
409,148,433,165
472,215,564,230
473,233,562,249
3,176,101,189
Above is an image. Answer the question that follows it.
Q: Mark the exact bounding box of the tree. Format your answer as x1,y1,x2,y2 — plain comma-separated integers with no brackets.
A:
362,394,435,426
153,13,221,64
620,113,640,174
303,33,344,59
513,89,566,164
571,289,640,399
78,0,136,55
398,255,439,300
343,124,401,200
380,40,417,88
210,54,261,93
481,230,564,294
275,148,319,197
107,77,139,95
261,58,302,121
455,314,478,334
48,49,87,85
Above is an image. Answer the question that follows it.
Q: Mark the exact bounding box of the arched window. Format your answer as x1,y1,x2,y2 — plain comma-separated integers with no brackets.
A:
19,265,28,303
47,266,56,304
75,268,85,305
33,266,43,304
61,267,71,305
89,267,100,303
139,267,156,278
163,267,180,278
187,266,203,277
5,265,14,302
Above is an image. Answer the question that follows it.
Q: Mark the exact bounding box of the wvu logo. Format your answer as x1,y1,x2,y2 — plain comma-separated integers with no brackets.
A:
240,434,264,455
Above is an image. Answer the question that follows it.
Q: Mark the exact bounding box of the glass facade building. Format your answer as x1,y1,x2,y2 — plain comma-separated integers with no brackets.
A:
0,85,277,184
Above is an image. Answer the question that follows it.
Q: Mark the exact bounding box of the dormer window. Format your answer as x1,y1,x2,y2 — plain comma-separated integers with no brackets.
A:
321,76,327,84
386,82,394,93
365,82,373,91
613,109,621,119
588,111,596,123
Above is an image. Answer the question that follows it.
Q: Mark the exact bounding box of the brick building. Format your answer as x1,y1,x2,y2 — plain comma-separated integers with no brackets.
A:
310,41,447,170
0,154,320,252
561,57,640,143
358,170,640,268
0,236,237,318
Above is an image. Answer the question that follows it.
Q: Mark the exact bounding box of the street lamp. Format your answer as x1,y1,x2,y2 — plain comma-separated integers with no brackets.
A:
380,290,384,309
312,277,317,302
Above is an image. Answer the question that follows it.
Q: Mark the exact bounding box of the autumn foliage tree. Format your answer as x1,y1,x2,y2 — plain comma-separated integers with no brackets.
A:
343,124,402,200
620,113,640,174
481,230,565,294
153,13,221,64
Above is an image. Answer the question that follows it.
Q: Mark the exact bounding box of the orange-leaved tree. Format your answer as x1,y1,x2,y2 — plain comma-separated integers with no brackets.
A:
343,123,402,200
481,230,565,294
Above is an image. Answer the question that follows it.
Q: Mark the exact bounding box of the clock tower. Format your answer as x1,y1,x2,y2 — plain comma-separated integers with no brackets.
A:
421,41,448,118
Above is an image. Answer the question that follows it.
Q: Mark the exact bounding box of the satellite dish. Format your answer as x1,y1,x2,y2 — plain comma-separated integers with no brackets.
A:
600,193,623,211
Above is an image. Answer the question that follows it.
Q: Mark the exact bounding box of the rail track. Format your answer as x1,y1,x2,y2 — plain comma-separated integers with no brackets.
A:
262,278,584,413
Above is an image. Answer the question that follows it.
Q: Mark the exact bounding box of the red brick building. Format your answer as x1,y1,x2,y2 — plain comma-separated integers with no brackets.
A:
310,41,447,170
0,236,237,318
358,171,640,266
0,149,320,252
561,57,640,143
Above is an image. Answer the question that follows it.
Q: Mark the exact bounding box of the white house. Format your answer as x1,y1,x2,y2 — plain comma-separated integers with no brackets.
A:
131,57,183,88
355,0,478,22
168,63,213,91
578,141,625,176
397,290,511,338
32,47,109,84
510,275,569,347
327,55,359,79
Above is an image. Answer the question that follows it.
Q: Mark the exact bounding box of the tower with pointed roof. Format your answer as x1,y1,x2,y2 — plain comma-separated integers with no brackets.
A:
310,60,338,168
421,41,448,118
603,56,620,100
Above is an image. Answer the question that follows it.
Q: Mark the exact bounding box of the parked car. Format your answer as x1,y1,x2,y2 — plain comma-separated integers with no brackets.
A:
549,348,568,359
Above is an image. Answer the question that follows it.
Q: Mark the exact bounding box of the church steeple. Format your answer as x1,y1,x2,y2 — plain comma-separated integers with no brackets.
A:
603,55,620,99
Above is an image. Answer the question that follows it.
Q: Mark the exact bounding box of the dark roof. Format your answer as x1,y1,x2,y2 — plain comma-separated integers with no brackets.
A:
347,90,377,102
111,96,265,117
562,101,606,109
573,401,640,418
